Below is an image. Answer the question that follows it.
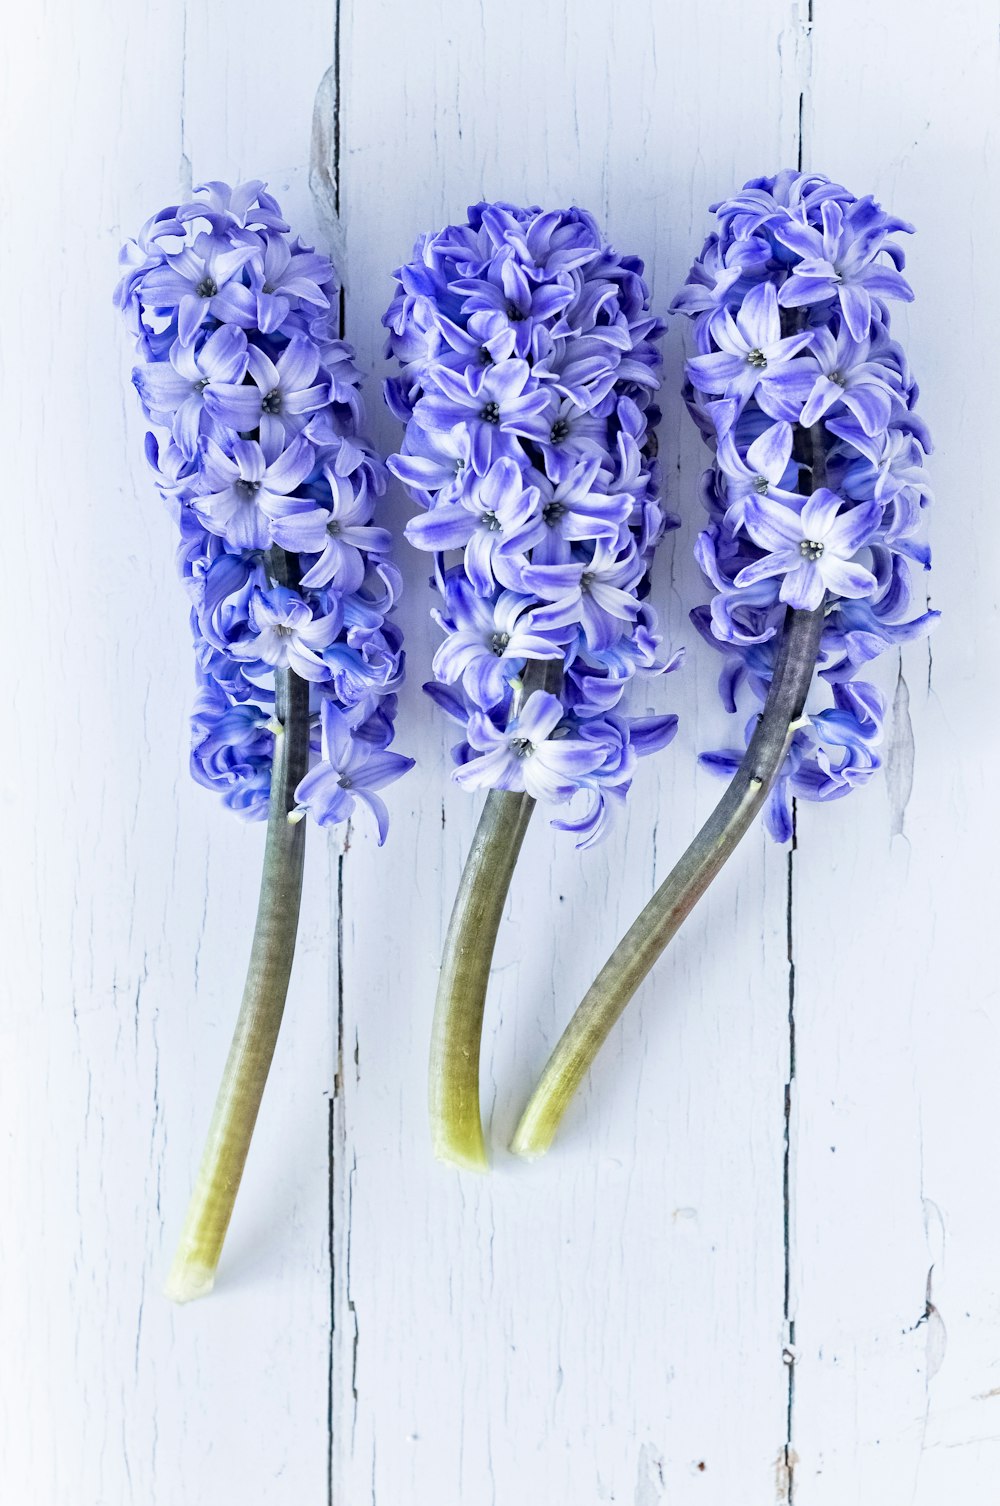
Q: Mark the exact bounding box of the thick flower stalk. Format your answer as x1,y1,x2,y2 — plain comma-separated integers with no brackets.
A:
116,180,412,1299
384,202,681,1168
513,170,936,1158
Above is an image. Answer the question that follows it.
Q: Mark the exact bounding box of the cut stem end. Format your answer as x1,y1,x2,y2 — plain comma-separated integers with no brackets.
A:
164,1257,217,1306
432,1126,490,1174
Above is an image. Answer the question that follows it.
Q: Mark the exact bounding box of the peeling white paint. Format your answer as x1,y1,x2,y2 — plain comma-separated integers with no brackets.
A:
887,661,916,840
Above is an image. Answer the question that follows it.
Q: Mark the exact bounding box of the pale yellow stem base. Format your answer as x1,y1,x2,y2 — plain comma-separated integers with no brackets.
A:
163,1259,217,1305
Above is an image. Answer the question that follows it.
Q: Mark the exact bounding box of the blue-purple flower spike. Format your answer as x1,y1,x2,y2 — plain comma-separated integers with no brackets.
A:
384,201,680,848
117,180,412,838
383,202,679,1168
674,168,936,841
116,181,412,1298
513,171,935,1162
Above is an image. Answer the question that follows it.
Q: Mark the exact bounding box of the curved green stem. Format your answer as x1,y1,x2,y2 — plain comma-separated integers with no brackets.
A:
165,554,309,1302
511,418,832,1160
429,659,563,1170
429,789,536,1170
511,601,827,1161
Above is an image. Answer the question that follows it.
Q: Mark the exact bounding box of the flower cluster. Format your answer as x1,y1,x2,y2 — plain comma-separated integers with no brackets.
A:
383,202,680,846
672,170,936,840
116,180,412,838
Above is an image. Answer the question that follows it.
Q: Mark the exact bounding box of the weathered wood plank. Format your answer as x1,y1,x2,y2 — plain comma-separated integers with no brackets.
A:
335,3,803,1500
789,4,1000,1500
0,2,339,1500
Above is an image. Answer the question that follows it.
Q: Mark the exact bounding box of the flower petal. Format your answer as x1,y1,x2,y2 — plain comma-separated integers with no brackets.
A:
744,497,806,551
746,421,794,483
778,561,825,610
819,556,878,599
405,506,475,550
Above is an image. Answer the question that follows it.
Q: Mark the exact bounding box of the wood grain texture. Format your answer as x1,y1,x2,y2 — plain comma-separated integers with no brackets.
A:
789,5,1000,1501
1,0,995,1501
338,4,802,1502
1,2,338,1502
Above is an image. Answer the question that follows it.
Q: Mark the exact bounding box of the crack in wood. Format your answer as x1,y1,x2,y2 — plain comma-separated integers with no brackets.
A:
782,15,815,1493
325,7,345,1481
782,815,798,1503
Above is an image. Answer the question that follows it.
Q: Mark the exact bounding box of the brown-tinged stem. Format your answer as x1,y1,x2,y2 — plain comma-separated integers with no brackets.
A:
510,602,825,1159
165,548,309,1301
510,423,831,1159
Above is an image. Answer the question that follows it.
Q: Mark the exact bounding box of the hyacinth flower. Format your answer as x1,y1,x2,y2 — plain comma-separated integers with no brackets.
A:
384,202,681,1169
512,171,936,1159
116,181,412,1299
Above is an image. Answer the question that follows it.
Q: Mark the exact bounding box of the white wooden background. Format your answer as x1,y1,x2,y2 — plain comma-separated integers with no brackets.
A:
2,2,995,1501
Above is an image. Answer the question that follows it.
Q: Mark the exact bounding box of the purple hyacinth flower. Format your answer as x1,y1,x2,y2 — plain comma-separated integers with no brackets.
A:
385,201,689,1168
137,231,258,345
714,420,800,531
133,324,250,460
499,456,634,566
672,170,933,844
686,281,814,420
385,201,678,846
838,421,932,506
434,309,519,374
798,325,900,437
775,197,914,340
404,457,539,595
454,690,605,799
531,397,611,482
451,259,576,357
205,335,330,448
245,232,335,334
120,178,413,1290
478,204,604,280
431,575,563,709
414,359,552,474
520,538,644,652
177,179,291,234
231,586,340,682
273,465,392,593
386,424,473,505
737,489,881,610
668,233,769,325
194,433,315,551
532,332,623,411
292,701,414,842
